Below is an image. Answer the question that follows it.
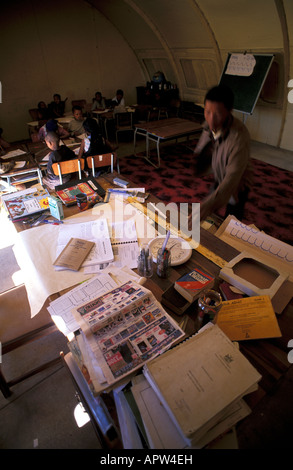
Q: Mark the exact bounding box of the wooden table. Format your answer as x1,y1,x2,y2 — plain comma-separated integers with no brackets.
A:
12,171,293,448
134,117,202,168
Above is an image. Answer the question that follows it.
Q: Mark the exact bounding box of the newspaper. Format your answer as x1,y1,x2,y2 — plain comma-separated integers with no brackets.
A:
71,280,185,389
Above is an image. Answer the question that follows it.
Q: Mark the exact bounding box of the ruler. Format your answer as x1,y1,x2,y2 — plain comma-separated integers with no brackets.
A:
127,198,226,268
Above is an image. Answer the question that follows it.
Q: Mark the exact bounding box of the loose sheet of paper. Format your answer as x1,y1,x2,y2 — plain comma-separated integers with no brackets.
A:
225,53,256,76
47,272,118,336
1,149,27,159
216,295,281,341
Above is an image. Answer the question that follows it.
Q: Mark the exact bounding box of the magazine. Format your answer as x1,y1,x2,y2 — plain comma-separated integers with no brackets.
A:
1,184,49,221
70,280,185,391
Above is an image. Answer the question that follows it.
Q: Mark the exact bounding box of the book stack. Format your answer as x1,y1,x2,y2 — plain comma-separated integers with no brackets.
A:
140,324,261,448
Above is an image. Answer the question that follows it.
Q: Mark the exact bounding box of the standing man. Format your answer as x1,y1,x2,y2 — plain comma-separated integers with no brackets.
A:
192,85,252,222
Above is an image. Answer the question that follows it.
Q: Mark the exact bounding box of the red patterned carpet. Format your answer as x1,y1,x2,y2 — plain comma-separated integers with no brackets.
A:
119,141,293,246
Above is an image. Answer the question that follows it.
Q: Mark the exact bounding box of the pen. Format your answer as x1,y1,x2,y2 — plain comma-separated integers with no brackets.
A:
161,230,170,254
43,219,64,225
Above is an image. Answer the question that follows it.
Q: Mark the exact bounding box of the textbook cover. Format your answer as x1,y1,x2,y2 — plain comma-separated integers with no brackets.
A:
55,176,105,206
1,184,49,221
174,267,214,302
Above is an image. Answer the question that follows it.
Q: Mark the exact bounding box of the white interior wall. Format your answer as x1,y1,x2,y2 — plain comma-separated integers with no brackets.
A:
0,0,144,142
0,0,293,153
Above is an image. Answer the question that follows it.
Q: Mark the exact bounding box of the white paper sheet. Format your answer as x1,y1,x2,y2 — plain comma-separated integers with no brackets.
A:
225,53,256,76
13,199,156,317
1,148,27,159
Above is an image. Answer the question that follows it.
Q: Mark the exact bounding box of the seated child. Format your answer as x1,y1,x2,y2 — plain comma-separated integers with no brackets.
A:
91,92,106,111
78,118,115,175
37,101,50,121
38,119,70,142
111,89,125,108
42,132,77,190
48,93,66,118
68,105,85,137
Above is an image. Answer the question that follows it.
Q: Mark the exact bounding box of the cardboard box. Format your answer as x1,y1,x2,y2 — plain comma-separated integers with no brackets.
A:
219,251,290,313
48,195,64,221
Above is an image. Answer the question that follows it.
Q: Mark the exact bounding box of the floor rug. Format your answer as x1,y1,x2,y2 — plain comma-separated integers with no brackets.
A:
119,142,293,246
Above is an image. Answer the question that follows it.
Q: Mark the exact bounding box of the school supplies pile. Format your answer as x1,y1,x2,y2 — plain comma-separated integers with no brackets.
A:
55,176,105,206
142,324,261,448
1,184,49,221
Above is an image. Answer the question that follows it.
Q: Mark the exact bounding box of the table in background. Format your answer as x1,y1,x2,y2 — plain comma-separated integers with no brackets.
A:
93,107,136,141
134,117,202,168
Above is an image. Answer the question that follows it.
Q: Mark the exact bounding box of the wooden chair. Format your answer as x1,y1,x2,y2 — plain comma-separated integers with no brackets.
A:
71,99,86,110
86,153,120,177
52,158,85,184
29,108,39,121
0,285,60,398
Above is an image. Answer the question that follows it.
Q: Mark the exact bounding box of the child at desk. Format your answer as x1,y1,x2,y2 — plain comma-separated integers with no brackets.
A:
68,105,85,137
111,89,125,108
48,93,66,118
38,119,70,142
37,101,50,122
78,118,115,175
91,91,106,111
42,131,77,190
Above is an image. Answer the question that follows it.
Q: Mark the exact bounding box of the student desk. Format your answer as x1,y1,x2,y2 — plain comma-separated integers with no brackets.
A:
11,172,293,448
93,107,136,141
0,150,43,188
27,113,74,130
134,117,202,168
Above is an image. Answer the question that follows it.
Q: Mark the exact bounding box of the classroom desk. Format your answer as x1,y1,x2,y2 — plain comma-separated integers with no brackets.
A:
93,107,136,140
11,172,293,448
0,149,43,188
92,110,114,140
27,113,74,129
134,117,202,168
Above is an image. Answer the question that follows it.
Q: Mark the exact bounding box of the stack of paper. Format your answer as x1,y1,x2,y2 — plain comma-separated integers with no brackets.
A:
142,324,261,448
62,280,185,395
54,218,114,270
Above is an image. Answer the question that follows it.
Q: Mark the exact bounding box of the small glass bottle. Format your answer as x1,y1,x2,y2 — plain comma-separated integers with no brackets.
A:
196,289,222,330
137,244,153,278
